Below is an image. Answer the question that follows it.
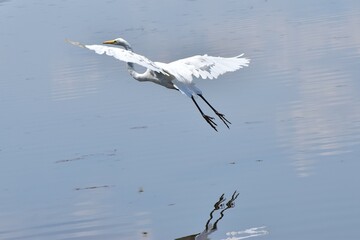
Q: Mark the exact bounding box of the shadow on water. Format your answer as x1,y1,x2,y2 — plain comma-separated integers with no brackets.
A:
176,191,268,240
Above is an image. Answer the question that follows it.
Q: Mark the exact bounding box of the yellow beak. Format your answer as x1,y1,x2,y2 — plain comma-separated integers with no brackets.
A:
103,40,116,44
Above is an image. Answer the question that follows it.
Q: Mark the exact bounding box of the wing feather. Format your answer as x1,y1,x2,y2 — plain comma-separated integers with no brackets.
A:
67,39,166,74
67,39,249,85
162,54,250,84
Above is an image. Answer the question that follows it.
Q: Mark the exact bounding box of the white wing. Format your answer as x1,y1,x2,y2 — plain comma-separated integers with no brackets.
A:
157,54,250,84
67,39,166,74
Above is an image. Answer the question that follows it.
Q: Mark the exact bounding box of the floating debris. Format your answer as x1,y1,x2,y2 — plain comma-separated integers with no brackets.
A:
130,126,148,130
55,149,118,163
74,185,112,191
244,121,263,124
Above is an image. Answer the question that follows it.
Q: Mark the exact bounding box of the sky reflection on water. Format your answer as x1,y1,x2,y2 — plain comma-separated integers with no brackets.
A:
1,0,360,240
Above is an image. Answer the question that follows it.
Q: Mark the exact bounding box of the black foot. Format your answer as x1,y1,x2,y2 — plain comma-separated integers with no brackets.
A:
215,111,232,129
203,114,218,131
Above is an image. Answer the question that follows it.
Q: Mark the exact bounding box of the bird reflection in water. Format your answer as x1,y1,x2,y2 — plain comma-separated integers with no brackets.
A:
175,191,268,240
175,191,239,240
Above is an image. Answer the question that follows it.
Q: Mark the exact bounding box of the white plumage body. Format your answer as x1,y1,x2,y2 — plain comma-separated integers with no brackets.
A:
67,38,250,131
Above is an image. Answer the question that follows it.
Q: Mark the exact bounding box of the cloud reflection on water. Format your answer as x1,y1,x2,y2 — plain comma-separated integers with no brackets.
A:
269,10,360,177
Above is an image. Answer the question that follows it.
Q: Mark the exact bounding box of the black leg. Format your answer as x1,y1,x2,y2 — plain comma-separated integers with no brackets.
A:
198,94,231,129
191,96,218,131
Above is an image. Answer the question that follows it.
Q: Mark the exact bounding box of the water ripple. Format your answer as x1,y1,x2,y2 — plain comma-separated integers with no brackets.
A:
0,213,149,240
51,58,112,101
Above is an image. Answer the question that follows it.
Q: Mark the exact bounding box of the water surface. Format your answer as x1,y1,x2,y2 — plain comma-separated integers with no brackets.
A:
1,0,360,239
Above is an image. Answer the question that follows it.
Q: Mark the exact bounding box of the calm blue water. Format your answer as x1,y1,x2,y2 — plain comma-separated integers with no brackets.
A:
1,0,360,239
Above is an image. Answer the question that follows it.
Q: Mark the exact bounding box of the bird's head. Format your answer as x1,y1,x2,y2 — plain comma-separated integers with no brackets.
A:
103,37,133,50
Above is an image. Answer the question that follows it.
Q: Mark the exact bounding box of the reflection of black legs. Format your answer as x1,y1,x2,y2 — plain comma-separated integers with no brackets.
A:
192,96,218,131
205,194,226,231
198,94,231,129
213,191,239,230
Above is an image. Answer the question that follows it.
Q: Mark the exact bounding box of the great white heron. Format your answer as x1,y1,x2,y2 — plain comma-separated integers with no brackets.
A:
67,38,250,131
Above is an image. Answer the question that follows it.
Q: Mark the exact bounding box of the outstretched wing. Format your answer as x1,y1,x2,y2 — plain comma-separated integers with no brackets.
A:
67,39,167,74
159,54,250,84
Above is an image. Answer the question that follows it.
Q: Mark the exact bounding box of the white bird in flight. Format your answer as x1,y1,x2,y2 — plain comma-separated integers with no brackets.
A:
67,37,250,131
